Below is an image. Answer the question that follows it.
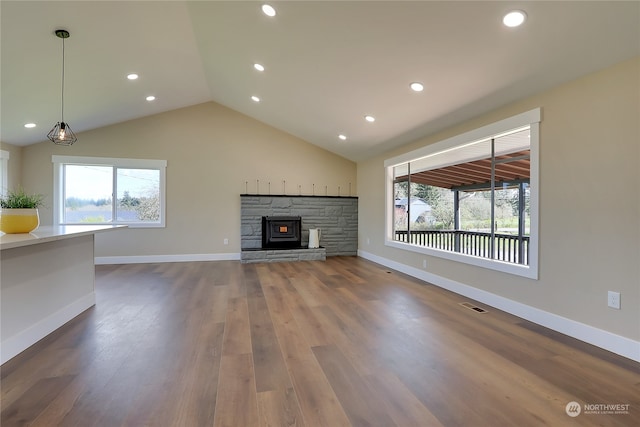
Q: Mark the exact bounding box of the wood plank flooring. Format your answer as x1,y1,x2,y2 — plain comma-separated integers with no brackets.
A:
1,257,639,426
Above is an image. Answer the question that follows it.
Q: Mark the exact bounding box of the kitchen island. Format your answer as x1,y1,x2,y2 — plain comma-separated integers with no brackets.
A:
1,225,125,364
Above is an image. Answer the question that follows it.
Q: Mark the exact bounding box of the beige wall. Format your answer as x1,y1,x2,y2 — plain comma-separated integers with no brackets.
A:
0,142,23,190
357,57,640,341
20,101,356,257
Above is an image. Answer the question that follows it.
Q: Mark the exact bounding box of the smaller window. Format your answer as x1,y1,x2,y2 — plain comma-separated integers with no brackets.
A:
53,156,167,228
0,150,9,197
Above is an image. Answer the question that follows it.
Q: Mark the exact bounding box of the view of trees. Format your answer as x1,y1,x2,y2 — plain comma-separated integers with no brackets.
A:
118,191,160,221
65,196,111,209
65,190,160,223
394,181,530,234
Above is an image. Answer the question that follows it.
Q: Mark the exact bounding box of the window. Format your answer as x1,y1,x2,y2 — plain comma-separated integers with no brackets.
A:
385,109,540,279
0,150,9,197
53,156,167,227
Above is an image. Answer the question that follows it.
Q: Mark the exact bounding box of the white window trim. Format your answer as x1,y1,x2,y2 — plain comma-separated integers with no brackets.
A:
52,155,167,228
0,150,9,197
384,108,540,280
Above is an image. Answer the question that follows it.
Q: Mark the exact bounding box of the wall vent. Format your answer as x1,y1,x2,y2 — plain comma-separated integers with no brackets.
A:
459,302,488,313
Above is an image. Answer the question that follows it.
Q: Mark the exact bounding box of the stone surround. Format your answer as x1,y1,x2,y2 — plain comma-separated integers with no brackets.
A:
241,194,357,263
241,247,326,264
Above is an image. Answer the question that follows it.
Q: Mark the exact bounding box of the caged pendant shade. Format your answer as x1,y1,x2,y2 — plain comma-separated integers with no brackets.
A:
47,29,77,146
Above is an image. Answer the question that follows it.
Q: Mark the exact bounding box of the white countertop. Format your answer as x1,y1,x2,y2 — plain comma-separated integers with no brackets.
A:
0,225,127,250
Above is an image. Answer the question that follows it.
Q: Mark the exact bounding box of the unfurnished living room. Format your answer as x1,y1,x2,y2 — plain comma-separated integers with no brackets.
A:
1,1,639,426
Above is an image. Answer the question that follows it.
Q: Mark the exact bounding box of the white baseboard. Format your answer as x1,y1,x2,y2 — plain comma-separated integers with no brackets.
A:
95,252,241,265
1,293,96,364
358,250,640,363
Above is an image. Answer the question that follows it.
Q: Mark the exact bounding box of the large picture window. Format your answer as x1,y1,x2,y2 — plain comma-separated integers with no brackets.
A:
385,109,539,279
53,156,167,227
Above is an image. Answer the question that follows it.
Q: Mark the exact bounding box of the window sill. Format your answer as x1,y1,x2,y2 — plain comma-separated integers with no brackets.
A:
59,223,164,229
385,239,538,280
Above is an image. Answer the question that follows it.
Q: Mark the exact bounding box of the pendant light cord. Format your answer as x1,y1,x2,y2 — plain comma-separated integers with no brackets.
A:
61,35,65,123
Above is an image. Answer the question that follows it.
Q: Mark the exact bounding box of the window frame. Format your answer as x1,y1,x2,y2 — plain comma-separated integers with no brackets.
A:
384,108,540,279
0,150,9,197
52,155,167,228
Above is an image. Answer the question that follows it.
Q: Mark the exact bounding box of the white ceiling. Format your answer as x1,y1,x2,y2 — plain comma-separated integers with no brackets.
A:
2,1,639,162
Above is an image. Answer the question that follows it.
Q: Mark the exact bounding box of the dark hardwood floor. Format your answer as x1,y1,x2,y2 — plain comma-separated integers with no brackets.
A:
1,258,638,426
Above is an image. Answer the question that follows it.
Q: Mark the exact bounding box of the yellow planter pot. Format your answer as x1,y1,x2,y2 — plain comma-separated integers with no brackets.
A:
0,208,40,234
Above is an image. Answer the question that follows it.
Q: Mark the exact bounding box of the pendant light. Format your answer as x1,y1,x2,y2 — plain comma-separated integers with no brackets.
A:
47,29,77,145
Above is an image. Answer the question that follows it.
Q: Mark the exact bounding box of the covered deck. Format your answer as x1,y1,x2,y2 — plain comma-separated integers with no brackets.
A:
395,142,530,265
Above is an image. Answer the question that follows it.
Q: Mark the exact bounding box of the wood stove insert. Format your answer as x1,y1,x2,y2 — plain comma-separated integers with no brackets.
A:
262,216,302,249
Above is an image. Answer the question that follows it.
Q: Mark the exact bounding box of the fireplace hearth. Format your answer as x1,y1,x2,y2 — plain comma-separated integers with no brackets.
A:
262,216,302,249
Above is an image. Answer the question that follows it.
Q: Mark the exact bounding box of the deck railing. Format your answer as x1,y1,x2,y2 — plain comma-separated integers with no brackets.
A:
395,230,529,265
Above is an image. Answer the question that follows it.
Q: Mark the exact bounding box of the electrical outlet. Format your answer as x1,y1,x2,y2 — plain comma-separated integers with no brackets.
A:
366,238,370,244
422,259,427,268
608,291,621,309
223,238,229,245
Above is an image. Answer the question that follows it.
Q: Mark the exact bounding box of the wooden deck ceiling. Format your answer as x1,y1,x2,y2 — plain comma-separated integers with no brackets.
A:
405,150,530,190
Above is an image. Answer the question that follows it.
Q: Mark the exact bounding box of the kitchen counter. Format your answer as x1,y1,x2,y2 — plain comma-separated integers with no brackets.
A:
0,224,125,250
1,224,125,364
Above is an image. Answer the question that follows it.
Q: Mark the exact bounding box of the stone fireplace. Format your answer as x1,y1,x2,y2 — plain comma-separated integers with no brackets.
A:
240,194,358,263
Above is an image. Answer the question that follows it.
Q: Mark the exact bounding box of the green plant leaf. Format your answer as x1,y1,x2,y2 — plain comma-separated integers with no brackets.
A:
0,188,45,209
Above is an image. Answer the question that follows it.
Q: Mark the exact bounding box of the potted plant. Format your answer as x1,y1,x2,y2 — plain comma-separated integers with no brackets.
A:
0,188,45,233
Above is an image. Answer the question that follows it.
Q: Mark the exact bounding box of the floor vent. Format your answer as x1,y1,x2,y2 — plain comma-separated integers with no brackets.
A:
459,302,488,313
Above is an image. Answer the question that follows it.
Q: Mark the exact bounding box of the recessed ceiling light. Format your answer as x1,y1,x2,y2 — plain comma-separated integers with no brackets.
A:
127,73,139,80
410,82,424,92
254,63,265,72
251,95,260,102
262,4,276,17
24,123,36,128
146,95,156,101
365,115,375,123
338,134,347,140
503,10,527,27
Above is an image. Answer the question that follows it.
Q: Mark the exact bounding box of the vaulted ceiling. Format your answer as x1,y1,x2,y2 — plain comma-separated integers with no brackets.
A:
1,1,639,162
